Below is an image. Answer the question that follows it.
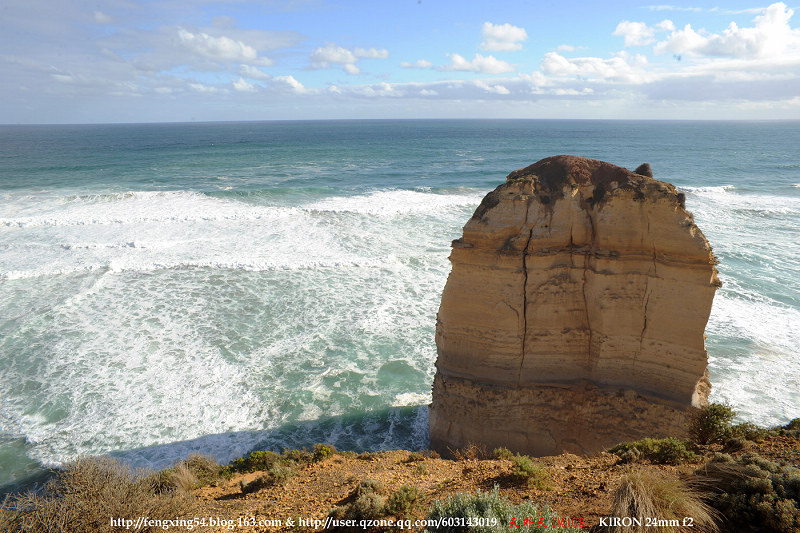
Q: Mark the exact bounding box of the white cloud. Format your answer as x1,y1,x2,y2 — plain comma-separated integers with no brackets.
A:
657,20,677,32
94,11,113,24
233,77,256,92
481,22,528,52
474,79,510,94
189,82,228,94
646,5,704,12
614,21,656,46
655,2,800,58
614,19,675,46
274,75,306,93
311,44,357,67
178,29,261,64
354,47,389,59
310,43,388,74
557,44,576,52
442,53,515,74
401,59,433,68
354,82,403,97
554,88,595,95
239,64,272,80
541,51,649,83
51,73,76,84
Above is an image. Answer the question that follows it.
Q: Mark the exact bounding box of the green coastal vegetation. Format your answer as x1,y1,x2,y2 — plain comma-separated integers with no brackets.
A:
1,404,798,532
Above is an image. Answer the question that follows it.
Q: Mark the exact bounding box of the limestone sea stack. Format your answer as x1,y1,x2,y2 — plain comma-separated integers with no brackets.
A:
429,155,721,457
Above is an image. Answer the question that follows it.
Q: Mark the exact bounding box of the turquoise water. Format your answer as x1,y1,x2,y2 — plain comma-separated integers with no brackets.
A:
1,120,799,492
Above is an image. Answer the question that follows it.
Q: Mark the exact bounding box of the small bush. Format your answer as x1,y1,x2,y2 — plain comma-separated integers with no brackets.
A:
145,454,221,494
147,468,179,494
609,437,696,465
385,485,422,517
239,463,295,494
357,451,380,461
493,447,514,460
511,455,552,490
730,422,768,442
451,443,489,461
270,464,295,485
283,448,314,464
700,452,800,532
228,450,280,473
329,479,387,522
0,456,193,533
313,443,337,462
405,451,425,462
689,403,735,444
426,486,580,532
169,464,197,492
722,436,751,452
240,475,271,494
774,418,800,438
612,469,719,533
180,454,221,486
356,479,385,496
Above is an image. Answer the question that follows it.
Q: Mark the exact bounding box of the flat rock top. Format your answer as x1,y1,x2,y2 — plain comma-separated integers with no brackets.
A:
510,155,641,187
473,155,680,220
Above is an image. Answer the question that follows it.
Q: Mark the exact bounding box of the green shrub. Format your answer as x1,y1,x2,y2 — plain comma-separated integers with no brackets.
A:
145,454,222,494
609,437,696,465
689,403,735,444
270,464,295,485
730,422,768,442
385,485,422,517
239,463,296,494
493,447,514,460
228,450,280,473
612,469,719,533
329,479,387,521
426,486,580,532
405,451,425,463
700,452,800,532
283,448,314,464
775,418,800,438
313,443,337,462
240,474,271,494
722,436,751,452
0,457,193,533
511,455,552,490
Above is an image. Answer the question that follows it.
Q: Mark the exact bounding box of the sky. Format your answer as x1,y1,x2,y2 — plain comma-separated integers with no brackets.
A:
1,0,800,123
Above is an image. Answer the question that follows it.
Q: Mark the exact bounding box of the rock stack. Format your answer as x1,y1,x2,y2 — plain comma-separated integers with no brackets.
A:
429,155,720,457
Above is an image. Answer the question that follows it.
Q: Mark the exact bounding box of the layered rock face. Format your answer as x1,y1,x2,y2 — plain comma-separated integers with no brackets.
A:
429,155,720,457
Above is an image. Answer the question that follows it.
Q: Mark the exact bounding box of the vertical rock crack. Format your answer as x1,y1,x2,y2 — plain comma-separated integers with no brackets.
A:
582,205,596,369
517,196,535,387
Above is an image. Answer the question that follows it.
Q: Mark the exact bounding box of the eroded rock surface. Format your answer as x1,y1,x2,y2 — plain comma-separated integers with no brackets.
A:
429,155,720,457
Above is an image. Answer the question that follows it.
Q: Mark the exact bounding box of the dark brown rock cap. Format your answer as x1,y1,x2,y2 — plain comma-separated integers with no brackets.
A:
503,155,683,208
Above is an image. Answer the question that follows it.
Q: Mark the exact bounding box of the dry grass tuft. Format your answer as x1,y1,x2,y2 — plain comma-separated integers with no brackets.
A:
0,456,194,533
611,468,719,533
170,463,197,493
449,443,489,461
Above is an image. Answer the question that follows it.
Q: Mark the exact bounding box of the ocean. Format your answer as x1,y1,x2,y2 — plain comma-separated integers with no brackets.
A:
1,119,798,493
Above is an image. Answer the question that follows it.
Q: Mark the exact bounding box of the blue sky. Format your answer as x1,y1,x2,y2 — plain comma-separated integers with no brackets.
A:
1,0,799,123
